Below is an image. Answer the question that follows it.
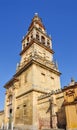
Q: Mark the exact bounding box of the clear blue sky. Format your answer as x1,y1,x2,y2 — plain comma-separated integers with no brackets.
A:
0,0,77,110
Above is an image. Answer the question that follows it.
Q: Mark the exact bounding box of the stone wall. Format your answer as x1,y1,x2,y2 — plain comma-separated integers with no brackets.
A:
15,92,33,126
38,96,50,130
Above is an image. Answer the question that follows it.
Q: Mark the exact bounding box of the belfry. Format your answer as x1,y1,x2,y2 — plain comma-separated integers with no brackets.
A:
0,13,77,130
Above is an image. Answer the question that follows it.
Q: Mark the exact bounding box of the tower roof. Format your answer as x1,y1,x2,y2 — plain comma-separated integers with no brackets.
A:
28,13,45,31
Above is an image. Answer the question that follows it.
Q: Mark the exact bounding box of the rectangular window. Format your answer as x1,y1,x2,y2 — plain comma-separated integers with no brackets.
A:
41,72,45,76
50,76,54,87
23,104,27,116
51,76,54,80
41,72,45,83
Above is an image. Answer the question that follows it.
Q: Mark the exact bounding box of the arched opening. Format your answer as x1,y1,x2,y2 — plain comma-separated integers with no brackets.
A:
8,95,13,129
36,32,39,41
26,37,29,46
9,95,12,104
27,37,29,42
9,108,12,129
31,34,33,39
47,40,50,48
41,36,45,44
10,108,12,114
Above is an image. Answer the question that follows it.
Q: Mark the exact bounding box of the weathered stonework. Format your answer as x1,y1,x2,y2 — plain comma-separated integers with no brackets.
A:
0,14,77,130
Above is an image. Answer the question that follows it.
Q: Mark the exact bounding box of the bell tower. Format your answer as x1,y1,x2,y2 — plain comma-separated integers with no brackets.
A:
16,13,61,93
4,13,61,130
20,13,53,65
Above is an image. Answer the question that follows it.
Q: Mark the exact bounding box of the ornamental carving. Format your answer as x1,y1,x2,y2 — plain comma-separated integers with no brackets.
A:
66,89,74,96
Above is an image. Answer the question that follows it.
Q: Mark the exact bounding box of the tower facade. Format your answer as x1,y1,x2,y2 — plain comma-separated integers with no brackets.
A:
3,13,62,130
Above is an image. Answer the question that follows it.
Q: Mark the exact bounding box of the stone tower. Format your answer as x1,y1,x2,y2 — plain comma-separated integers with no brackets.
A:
4,13,61,130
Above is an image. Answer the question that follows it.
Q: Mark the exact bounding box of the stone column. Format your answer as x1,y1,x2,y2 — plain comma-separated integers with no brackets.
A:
39,34,41,43
33,28,36,39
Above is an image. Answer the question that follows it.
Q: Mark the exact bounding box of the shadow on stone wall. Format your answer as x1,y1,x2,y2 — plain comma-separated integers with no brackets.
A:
56,106,66,130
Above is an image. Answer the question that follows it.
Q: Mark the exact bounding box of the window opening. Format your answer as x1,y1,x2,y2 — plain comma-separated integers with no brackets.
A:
41,36,45,44
27,37,29,42
9,95,12,104
36,33,39,41
47,40,50,47
10,109,12,114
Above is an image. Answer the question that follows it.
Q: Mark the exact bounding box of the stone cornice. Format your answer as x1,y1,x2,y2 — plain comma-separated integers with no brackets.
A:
14,59,33,77
4,56,61,89
33,59,61,76
16,88,47,99
14,58,61,77
4,77,19,89
62,83,77,91
20,39,54,56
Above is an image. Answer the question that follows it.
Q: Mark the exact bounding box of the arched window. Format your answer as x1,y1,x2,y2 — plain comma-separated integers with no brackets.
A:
47,40,50,48
9,95,12,104
26,43,29,46
26,37,29,46
10,108,12,114
31,34,33,39
36,32,39,41
41,36,45,44
23,104,27,116
39,27,42,31
27,37,29,42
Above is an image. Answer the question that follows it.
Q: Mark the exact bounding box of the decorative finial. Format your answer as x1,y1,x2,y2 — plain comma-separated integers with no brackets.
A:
69,77,75,86
35,13,38,16
71,77,75,83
